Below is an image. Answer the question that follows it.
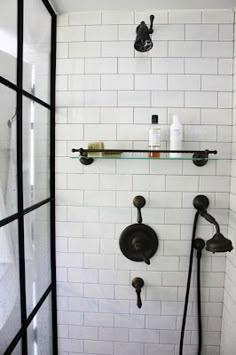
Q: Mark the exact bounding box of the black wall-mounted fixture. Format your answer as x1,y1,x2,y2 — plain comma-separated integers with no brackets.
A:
179,195,233,355
134,15,155,52
132,277,144,309
119,196,158,265
193,195,233,253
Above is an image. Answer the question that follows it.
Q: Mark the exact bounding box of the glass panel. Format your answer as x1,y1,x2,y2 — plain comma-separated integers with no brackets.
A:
27,296,52,355
0,221,21,353
23,0,51,103
0,85,17,219
11,341,22,355
23,97,50,208
0,0,17,83
25,204,51,314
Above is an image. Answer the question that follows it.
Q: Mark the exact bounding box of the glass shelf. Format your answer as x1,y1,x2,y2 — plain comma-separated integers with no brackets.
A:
70,155,218,161
71,148,218,167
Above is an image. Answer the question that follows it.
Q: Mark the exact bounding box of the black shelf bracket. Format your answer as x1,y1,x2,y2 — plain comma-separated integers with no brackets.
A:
71,148,217,167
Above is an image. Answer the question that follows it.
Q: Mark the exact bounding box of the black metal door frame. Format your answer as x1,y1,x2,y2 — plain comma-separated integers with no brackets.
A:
0,0,57,354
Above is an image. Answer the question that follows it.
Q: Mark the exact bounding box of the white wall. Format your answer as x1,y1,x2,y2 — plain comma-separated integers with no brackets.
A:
55,9,234,355
220,11,236,355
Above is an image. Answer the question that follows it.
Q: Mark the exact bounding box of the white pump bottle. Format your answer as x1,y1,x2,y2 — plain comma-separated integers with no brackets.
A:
169,115,183,158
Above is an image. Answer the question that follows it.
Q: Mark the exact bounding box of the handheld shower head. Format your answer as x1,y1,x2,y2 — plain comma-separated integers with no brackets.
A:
134,15,154,53
193,195,233,253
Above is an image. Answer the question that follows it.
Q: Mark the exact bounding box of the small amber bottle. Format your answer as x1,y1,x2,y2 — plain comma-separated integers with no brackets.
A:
148,115,160,158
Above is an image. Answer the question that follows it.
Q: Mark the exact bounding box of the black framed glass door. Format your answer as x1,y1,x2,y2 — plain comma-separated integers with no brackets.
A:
0,0,57,354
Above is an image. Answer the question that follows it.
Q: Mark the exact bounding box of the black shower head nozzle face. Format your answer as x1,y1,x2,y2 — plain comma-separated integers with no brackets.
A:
206,232,233,253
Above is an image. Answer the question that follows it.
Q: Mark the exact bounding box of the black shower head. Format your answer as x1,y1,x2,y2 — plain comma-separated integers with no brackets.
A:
206,232,233,253
193,195,233,253
134,15,154,53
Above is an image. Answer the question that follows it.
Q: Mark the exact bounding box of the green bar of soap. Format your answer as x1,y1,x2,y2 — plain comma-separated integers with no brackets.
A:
87,142,104,156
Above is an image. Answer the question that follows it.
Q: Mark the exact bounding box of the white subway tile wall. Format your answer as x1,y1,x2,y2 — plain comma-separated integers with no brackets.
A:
56,9,234,355
220,11,236,355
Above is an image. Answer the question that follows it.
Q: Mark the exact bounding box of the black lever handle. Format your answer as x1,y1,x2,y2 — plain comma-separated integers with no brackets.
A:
149,15,155,33
132,277,144,309
133,196,146,224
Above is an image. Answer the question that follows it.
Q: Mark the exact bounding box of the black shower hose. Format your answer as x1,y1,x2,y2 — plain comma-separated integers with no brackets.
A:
179,211,203,355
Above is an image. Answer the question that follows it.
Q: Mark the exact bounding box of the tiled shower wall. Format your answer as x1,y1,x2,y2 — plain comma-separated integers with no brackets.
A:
55,9,234,355
221,12,236,355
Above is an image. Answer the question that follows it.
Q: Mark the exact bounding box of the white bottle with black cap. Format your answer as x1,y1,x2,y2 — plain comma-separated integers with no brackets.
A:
149,115,161,158
169,114,183,158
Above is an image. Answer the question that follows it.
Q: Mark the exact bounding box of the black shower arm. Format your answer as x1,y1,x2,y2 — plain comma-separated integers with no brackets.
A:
200,211,220,234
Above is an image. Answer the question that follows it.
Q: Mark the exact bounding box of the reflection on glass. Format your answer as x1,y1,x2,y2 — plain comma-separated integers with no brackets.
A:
0,1,17,82
0,221,21,353
0,85,17,218
28,296,52,355
23,0,51,103
23,97,50,208
24,204,51,314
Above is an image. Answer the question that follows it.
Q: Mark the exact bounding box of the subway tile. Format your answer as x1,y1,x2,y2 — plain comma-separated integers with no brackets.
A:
67,206,99,222
100,327,128,342
56,75,68,91
69,325,98,340
69,12,101,25
135,41,168,58
56,91,84,107
118,58,151,74
58,338,83,353
152,91,184,107
56,190,83,206
145,344,175,355
146,287,178,301
199,176,230,192
146,315,176,329
185,92,217,108
169,10,201,23
218,92,233,108
68,238,100,253
118,91,150,107
135,74,167,90
99,270,129,285
149,192,182,208
130,329,160,343
100,174,132,191
84,284,114,299
57,252,83,268
118,24,136,40
68,268,99,283
57,26,85,42
133,175,165,191
102,41,134,57
219,24,234,40
185,58,217,74
57,14,68,26
185,125,217,141
69,42,101,58
99,299,129,313
218,59,233,75
84,254,115,269
114,342,144,355
68,107,100,123
84,124,116,140
68,74,100,91
186,25,218,40
153,25,185,40
57,59,84,74
85,91,117,107
102,11,134,24
68,174,99,190
86,25,118,41
85,58,117,73
168,75,200,91
202,41,233,58
201,109,232,125
101,74,133,90
169,41,201,57
85,313,114,327
115,314,145,328
152,58,184,74
202,10,234,24
84,190,116,207
101,108,133,123
69,297,99,312
117,124,148,140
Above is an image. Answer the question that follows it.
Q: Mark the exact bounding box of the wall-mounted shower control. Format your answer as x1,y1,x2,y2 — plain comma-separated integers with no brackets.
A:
119,196,158,265
132,277,144,309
